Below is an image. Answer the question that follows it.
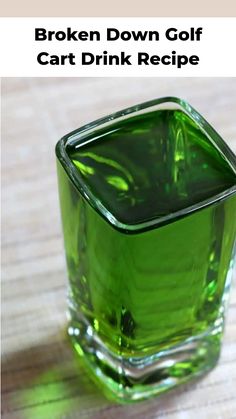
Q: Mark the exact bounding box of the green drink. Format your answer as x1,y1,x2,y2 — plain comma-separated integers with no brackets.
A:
56,97,236,402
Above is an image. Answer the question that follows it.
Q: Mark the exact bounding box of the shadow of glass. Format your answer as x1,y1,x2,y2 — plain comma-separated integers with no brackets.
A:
1,329,109,418
1,328,209,419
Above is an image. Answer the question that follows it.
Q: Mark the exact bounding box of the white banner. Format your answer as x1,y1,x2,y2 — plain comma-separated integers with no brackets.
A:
0,18,235,77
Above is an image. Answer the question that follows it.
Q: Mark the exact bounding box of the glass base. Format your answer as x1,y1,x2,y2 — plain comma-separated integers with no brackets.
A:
68,309,222,403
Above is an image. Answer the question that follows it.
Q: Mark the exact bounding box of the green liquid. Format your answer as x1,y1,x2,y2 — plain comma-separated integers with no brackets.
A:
67,110,235,226
57,108,236,401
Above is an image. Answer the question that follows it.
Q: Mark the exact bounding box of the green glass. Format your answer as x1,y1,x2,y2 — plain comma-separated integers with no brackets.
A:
56,97,236,402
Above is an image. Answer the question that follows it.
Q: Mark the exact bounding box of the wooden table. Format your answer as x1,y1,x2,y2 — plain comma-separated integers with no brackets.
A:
2,77,236,419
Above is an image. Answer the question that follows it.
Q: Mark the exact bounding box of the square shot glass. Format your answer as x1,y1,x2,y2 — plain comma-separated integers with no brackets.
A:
56,97,236,402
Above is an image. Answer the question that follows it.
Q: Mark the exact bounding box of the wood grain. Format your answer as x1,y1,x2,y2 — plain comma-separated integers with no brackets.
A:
2,77,236,419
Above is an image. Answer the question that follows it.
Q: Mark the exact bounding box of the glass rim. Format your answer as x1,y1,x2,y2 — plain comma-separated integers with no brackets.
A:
56,96,236,234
